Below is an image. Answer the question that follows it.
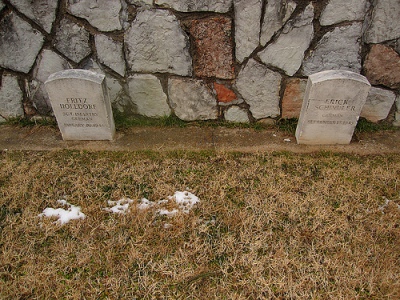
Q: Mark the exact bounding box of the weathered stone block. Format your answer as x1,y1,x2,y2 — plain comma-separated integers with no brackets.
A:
128,74,170,118
361,87,396,123
258,3,314,76
80,59,132,115
394,95,400,126
67,0,122,32
125,10,192,76
260,0,296,46
364,44,400,90
127,0,153,5
302,23,362,76
186,16,234,79
234,0,263,63
31,50,72,115
236,59,281,119
168,78,218,121
320,0,369,26
54,18,91,63
9,0,58,33
0,12,45,73
0,74,24,121
155,0,232,13
214,83,237,104
296,70,370,145
281,78,307,119
95,34,126,76
224,106,249,123
364,0,400,43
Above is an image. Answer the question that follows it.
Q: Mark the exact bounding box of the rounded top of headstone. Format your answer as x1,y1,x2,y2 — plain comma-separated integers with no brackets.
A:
45,69,105,85
309,70,370,86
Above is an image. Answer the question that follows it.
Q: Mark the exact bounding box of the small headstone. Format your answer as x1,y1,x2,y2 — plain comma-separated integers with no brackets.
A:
45,69,115,140
295,70,370,145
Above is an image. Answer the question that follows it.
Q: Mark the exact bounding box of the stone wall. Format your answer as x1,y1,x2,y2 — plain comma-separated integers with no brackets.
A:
0,0,399,125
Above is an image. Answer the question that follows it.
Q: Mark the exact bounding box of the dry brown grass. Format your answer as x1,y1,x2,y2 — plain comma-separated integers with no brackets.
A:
0,150,399,299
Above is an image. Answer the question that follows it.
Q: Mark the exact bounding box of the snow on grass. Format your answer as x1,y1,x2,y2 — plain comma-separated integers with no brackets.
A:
103,197,135,214
379,196,400,214
168,191,200,213
104,191,200,217
137,198,156,210
39,191,200,226
38,200,85,225
157,209,179,217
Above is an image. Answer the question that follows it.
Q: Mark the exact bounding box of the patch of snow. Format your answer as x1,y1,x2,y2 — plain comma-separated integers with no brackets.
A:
157,199,169,205
104,197,134,214
170,191,200,213
158,209,179,217
379,197,400,214
156,191,200,216
104,191,200,220
284,138,291,142
137,198,155,210
163,223,173,229
38,200,85,225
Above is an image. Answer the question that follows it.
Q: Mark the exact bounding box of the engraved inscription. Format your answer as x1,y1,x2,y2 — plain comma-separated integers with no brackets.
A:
59,97,103,127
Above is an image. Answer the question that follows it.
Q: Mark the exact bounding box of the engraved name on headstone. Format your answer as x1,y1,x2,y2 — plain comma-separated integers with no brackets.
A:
45,69,115,140
295,70,370,145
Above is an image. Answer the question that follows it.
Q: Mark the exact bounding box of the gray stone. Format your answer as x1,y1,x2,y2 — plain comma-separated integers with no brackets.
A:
397,95,400,112
224,106,249,123
0,1,5,11
54,18,91,63
364,0,400,44
125,10,192,76
105,77,126,112
45,69,115,140
9,0,58,33
128,74,171,118
67,0,122,32
80,59,131,113
302,23,362,76
31,49,72,114
168,78,218,121
260,0,297,46
361,87,396,123
394,95,400,126
234,0,263,63
95,34,126,76
0,74,24,121
258,3,314,76
296,70,371,145
394,112,400,127
127,0,153,5
0,12,45,73
155,0,232,13
235,59,281,119
320,0,369,26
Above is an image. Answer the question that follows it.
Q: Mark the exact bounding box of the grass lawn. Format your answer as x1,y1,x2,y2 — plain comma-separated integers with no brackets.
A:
1,150,399,299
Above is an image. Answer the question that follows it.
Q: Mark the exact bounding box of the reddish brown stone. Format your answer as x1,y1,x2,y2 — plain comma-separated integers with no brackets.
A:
214,83,237,103
364,44,400,89
281,78,307,119
186,16,235,79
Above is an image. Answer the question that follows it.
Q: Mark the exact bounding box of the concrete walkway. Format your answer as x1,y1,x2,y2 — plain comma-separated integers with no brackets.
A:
0,125,399,154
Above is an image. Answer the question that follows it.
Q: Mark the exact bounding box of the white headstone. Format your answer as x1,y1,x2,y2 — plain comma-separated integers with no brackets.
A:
45,69,115,140
296,70,370,145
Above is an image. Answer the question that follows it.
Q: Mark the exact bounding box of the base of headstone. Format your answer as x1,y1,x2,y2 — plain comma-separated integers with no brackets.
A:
296,70,371,145
45,69,115,141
